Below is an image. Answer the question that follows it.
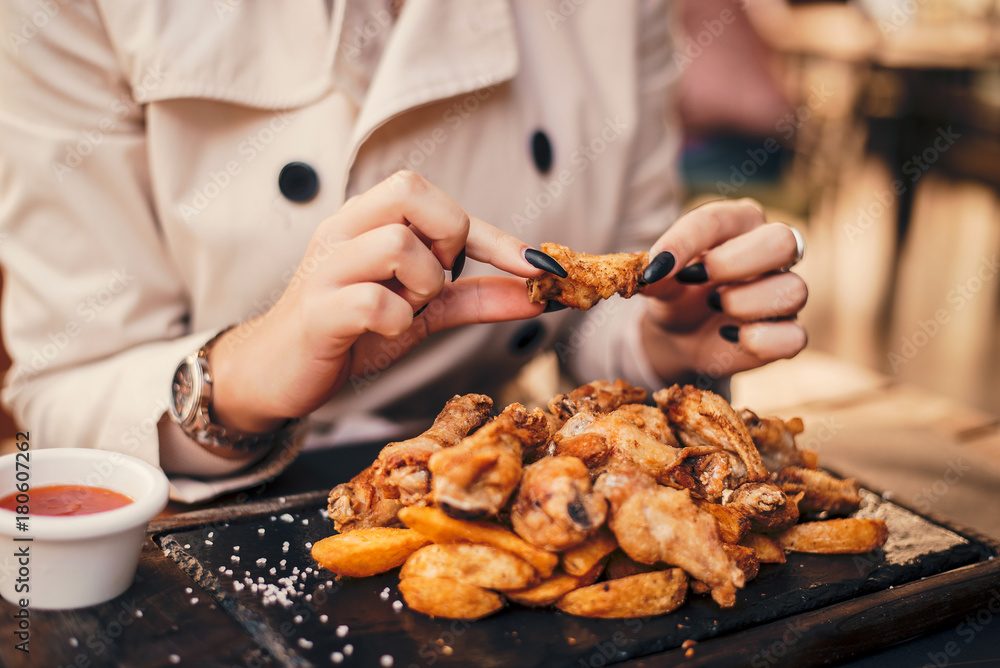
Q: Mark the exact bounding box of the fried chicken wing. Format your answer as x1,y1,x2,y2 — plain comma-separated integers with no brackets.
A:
429,403,549,518
594,467,745,607
327,394,493,532
510,456,607,551
655,385,770,483
739,409,817,472
775,466,862,515
725,482,800,532
526,243,649,311
548,379,648,420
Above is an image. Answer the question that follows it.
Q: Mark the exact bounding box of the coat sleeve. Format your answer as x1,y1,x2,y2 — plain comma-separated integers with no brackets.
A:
562,0,692,391
0,0,290,490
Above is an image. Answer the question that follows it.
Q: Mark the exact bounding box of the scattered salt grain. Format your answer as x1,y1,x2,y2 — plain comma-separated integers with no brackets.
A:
233,545,240,552
270,567,277,575
282,542,290,554
258,528,266,535
185,588,193,594
135,609,143,618
380,655,394,667
319,614,329,623
256,558,267,567
380,587,391,601
330,652,344,664
208,531,214,538
280,513,294,523
69,638,79,648
184,544,190,549
205,540,214,546
302,518,310,525
298,638,314,649
168,655,181,664
189,597,199,605
294,615,304,624
336,625,349,638
392,600,403,612
233,582,244,592
231,555,240,563
343,644,353,656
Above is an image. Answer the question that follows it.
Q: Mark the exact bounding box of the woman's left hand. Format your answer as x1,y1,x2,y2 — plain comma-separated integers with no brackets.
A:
638,198,808,382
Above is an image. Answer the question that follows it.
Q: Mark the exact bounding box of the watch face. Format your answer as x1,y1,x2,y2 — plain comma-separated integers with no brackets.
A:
170,362,197,423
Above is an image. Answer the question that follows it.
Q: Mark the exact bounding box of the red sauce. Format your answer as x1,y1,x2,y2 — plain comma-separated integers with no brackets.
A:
0,484,134,516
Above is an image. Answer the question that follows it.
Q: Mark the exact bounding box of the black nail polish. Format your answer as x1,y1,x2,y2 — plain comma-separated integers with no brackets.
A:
707,291,723,312
543,300,568,313
642,251,676,284
524,248,568,278
414,304,428,317
451,247,466,282
719,324,740,343
676,262,709,284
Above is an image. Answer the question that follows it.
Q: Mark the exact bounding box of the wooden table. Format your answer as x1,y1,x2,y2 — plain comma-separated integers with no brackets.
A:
1,351,998,667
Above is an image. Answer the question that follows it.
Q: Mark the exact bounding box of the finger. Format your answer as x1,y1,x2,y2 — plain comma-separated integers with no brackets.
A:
420,276,545,334
313,283,416,350
465,217,546,278
715,272,807,321
328,170,469,269
698,223,802,284
326,226,446,308
643,198,766,285
720,320,808,368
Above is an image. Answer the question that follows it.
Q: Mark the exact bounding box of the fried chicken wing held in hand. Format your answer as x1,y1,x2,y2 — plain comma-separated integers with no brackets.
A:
511,456,607,552
328,394,493,532
595,467,745,607
526,243,649,311
429,403,549,518
547,379,648,420
655,385,770,483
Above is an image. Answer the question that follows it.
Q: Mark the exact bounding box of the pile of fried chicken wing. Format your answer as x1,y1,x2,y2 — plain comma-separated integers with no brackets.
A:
325,381,882,616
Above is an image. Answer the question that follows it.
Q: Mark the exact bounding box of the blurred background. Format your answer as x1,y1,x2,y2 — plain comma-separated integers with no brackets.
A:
678,0,1000,417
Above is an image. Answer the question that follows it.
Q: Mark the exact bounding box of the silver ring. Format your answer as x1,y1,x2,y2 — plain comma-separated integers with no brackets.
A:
782,225,805,272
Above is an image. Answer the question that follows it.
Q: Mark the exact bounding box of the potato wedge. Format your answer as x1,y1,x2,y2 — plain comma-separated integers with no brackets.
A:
506,562,604,607
311,527,430,578
739,533,786,564
401,543,537,590
556,568,688,619
777,518,888,554
562,527,617,576
398,506,559,577
398,576,504,620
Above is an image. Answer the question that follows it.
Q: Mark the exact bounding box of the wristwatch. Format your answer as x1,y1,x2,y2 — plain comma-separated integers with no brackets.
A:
168,327,294,459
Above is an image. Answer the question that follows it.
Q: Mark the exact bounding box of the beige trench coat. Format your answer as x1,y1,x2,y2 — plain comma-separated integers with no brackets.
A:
0,0,682,500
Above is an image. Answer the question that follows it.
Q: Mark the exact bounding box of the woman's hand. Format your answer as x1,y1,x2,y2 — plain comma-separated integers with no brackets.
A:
639,198,808,382
208,171,546,434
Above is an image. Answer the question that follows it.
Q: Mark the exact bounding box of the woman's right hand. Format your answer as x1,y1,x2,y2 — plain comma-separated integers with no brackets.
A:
207,171,547,434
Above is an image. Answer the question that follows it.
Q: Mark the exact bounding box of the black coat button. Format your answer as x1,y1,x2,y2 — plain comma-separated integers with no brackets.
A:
509,322,545,355
278,162,319,203
531,130,553,174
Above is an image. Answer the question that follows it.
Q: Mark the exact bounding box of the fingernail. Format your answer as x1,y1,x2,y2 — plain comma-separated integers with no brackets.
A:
414,304,428,317
676,262,709,284
707,291,723,312
719,324,740,343
543,300,568,313
524,248,568,278
451,246,466,282
642,251,676,284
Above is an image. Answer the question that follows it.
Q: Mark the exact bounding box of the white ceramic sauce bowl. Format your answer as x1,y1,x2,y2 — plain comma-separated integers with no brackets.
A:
0,448,169,609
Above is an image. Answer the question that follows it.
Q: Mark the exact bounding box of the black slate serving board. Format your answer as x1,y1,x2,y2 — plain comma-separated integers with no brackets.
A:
157,489,994,668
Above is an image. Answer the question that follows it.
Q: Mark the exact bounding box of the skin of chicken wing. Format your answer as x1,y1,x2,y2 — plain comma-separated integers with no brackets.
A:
327,393,493,532
775,466,862,515
510,456,607,551
429,403,549,518
725,482,800,532
526,243,649,311
654,385,770,483
739,409,816,472
594,467,745,608
547,379,648,421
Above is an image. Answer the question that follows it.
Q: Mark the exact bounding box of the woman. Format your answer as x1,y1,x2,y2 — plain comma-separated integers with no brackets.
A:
0,0,806,500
